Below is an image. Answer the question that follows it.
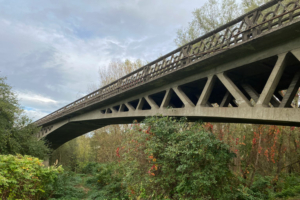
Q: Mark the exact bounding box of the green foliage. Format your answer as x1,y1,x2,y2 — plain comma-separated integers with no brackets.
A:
275,186,300,198
0,154,63,200
0,77,18,129
275,173,300,198
235,175,275,200
250,175,273,198
121,116,237,199
242,0,269,13
0,77,51,159
81,162,103,174
174,0,277,46
235,184,267,200
49,171,86,199
88,162,126,200
175,0,241,46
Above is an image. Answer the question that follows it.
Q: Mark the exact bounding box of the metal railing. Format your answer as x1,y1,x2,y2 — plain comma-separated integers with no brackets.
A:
35,0,300,126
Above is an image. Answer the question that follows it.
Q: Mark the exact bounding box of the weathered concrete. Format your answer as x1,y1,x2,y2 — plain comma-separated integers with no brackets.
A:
220,91,232,107
279,70,300,108
217,73,252,107
256,53,287,107
197,76,215,107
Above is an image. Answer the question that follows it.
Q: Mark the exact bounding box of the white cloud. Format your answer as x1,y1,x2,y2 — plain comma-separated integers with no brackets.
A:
17,91,57,104
24,108,49,121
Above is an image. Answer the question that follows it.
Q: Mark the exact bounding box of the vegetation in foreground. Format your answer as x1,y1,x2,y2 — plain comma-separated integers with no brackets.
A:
53,117,300,200
0,154,62,199
2,73,300,199
3,116,300,199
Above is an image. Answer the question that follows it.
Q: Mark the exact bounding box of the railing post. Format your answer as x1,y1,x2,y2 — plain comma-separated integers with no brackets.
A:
243,10,260,41
181,45,191,66
117,79,123,93
144,65,151,81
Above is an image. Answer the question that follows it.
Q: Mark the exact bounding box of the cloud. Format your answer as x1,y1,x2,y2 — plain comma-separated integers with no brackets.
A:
17,91,57,104
0,0,205,121
23,108,49,121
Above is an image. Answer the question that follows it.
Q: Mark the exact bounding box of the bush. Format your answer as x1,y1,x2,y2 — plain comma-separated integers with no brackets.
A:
235,175,274,200
0,154,63,199
81,162,103,174
86,162,126,200
120,116,237,199
49,171,86,199
275,173,300,198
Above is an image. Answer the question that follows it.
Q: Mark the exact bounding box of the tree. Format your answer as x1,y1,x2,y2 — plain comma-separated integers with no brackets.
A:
242,0,270,13
175,0,241,46
94,59,144,162
0,77,50,159
98,59,144,87
174,0,278,47
120,116,237,199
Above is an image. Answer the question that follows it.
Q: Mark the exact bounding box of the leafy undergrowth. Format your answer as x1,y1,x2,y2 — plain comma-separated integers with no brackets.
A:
48,116,300,199
49,170,113,200
48,168,300,200
49,172,95,200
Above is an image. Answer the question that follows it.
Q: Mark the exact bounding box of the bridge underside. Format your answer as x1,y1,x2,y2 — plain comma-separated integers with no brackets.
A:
37,7,300,149
46,107,300,149
44,40,300,149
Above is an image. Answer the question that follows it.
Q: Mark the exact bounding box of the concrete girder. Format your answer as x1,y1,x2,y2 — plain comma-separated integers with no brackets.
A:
173,86,195,107
43,105,300,149
160,89,172,109
37,119,68,140
216,73,252,107
197,76,216,107
256,53,287,107
125,102,135,111
220,91,233,107
279,70,300,108
145,96,159,109
242,84,281,107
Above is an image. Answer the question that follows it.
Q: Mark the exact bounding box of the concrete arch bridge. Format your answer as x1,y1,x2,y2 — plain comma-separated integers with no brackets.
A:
35,0,300,149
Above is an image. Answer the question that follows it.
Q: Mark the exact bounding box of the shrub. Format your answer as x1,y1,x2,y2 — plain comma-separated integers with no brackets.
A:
120,116,237,199
88,162,126,200
49,171,86,199
0,154,63,199
275,173,300,198
81,162,103,174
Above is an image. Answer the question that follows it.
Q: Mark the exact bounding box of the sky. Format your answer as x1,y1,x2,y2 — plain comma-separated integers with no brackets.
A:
0,0,205,121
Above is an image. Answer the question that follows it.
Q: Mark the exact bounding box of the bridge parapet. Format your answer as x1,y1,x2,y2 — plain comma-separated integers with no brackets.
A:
35,0,300,127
